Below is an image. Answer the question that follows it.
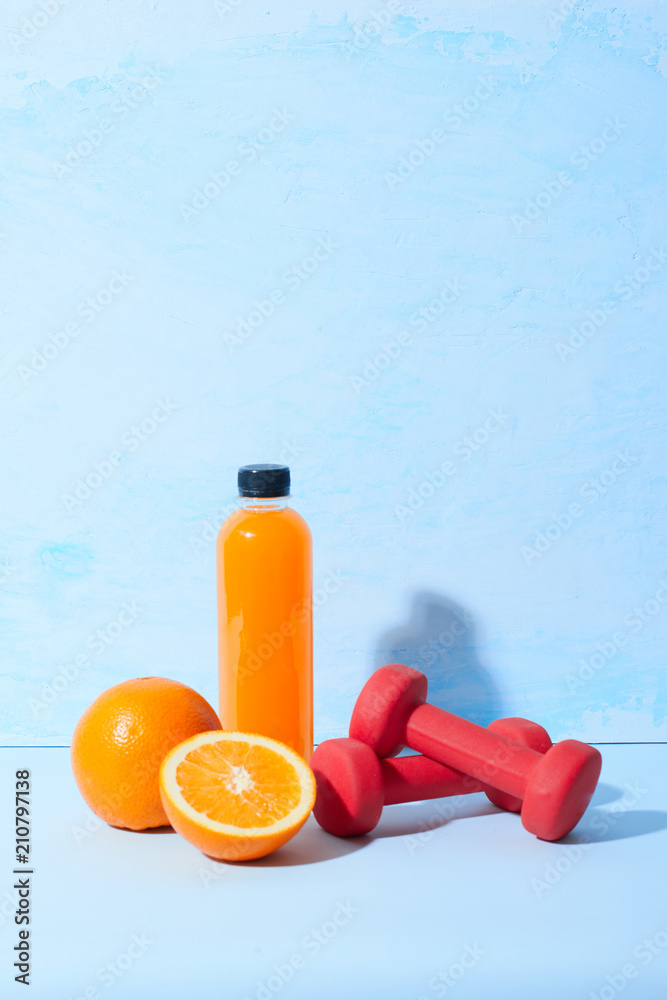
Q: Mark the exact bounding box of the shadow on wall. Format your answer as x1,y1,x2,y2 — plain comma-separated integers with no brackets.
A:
373,591,504,727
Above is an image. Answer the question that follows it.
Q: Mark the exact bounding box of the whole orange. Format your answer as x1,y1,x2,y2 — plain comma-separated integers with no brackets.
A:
71,677,221,830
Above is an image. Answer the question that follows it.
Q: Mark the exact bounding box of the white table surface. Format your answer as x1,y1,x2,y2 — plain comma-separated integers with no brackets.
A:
1,744,666,999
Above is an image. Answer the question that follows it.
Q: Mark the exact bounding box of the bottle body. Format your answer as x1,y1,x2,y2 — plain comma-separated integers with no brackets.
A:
217,498,313,761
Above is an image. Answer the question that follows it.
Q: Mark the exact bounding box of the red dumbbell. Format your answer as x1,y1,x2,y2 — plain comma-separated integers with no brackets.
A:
312,716,552,837
349,663,602,842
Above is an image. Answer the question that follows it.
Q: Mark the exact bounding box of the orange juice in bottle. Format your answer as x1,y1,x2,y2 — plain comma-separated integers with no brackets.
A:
217,464,313,760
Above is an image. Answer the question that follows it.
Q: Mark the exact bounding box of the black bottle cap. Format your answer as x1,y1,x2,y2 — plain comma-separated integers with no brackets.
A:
238,464,290,498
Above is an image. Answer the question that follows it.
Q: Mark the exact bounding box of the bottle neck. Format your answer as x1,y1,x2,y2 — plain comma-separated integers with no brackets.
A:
239,495,290,512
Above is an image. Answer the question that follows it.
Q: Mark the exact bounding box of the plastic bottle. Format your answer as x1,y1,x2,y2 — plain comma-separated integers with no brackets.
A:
217,464,313,760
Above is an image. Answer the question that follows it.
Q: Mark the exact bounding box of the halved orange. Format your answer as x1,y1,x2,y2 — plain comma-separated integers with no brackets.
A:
159,731,316,861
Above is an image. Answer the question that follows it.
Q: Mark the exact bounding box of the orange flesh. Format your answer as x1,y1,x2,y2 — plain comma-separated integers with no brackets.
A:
175,740,302,828
217,506,313,760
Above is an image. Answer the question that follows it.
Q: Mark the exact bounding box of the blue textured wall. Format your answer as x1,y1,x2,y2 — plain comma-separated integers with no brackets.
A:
1,1,666,745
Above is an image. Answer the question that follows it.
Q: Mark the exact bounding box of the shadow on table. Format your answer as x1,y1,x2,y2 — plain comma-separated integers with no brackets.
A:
124,790,654,866
211,818,368,868
565,808,667,844
373,590,504,726
109,823,176,837
225,799,498,864
325,781,635,845
590,782,626,807
372,782,631,840
370,795,499,840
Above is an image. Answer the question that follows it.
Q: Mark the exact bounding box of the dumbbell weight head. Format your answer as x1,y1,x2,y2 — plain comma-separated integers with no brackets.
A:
521,739,603,842
348,665,555,763
349,662,427,757
312,738,384,837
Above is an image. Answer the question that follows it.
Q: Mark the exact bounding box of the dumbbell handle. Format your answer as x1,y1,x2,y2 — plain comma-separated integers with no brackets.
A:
381,754,483,805
405,704,542,799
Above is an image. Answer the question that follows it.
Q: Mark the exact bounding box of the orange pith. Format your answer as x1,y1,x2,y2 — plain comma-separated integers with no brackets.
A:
175,740,302,827
160,731,316,861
